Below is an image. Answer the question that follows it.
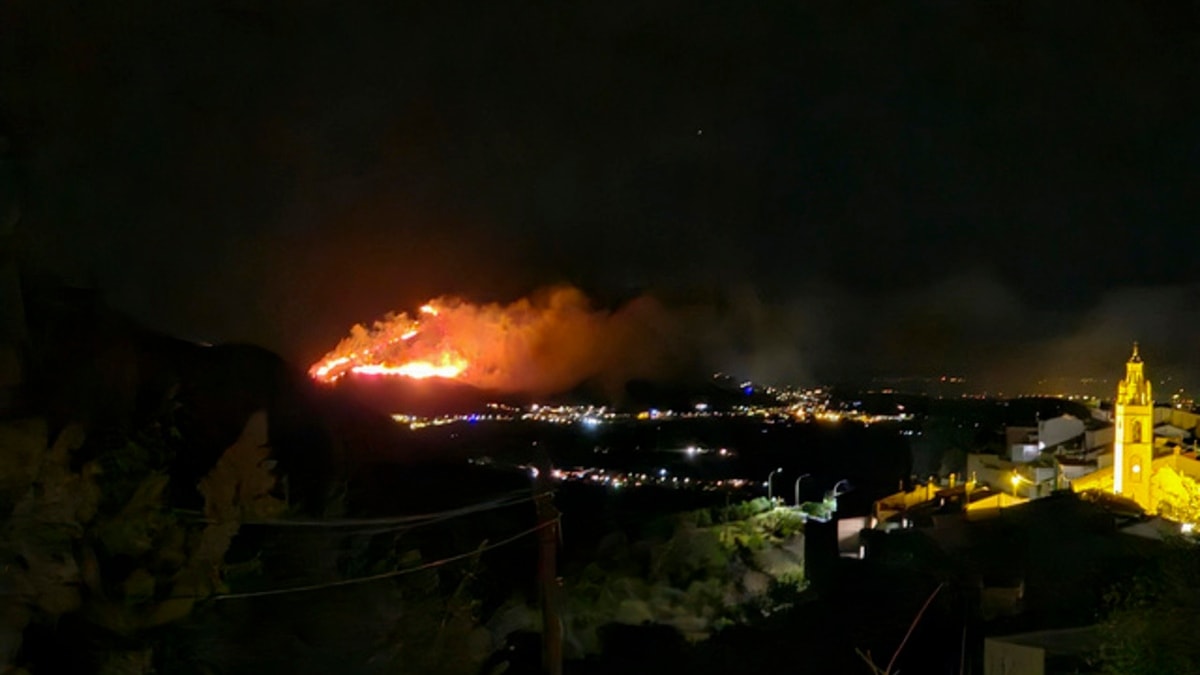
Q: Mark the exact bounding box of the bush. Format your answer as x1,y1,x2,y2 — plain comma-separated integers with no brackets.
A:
560,497,807,654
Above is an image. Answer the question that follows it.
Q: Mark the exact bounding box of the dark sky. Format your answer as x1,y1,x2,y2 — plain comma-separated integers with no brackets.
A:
3,1,1199,390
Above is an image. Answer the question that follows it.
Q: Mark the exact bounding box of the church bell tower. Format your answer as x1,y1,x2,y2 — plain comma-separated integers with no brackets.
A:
1114,343,1154,510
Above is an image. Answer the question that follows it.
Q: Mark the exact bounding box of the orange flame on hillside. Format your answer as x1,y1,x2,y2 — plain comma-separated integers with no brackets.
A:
309,286,672,394
309,299,469,383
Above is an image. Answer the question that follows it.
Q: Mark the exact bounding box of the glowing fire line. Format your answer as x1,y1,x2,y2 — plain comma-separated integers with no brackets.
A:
351,359,466,379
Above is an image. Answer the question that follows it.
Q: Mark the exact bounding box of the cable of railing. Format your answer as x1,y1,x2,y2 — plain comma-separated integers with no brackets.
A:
212,516,558,601
226,489,546,529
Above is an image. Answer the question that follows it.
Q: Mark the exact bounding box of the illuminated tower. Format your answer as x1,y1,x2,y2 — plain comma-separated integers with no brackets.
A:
1114,343,1154,510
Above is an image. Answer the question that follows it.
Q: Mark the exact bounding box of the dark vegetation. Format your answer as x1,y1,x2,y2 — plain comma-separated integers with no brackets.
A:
11,290,1176,674
0,292,845,673
1101,539,1200,674
6,290,540,673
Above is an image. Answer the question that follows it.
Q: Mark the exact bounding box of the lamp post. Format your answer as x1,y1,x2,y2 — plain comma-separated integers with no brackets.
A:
827,479,852,513
831,479,852,498
794,473,811,507
767,467,784,503
1010,473,1021,498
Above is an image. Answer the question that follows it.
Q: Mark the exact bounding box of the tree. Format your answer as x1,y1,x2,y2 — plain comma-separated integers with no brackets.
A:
1151,466,1200,524
0,410,286,674
1101,540,1200,674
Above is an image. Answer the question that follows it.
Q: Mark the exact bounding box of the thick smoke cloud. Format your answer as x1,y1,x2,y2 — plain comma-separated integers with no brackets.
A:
1010,285,1200,396
312,286,687,396
797,275,1200,396
427,287,672,394
310,277,1200,399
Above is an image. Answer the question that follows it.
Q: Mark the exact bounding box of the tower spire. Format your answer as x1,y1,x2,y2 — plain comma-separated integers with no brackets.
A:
1114,343,1152,509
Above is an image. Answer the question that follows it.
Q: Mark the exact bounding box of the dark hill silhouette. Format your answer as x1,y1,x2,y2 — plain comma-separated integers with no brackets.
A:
326,363,778,417
330,373,523,416
21,287,527,515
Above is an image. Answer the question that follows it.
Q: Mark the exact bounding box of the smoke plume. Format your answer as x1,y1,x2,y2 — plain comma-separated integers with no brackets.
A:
309,286,684,395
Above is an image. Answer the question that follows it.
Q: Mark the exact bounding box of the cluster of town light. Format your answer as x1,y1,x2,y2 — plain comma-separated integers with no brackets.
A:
542,466,755,492
387,387,923,432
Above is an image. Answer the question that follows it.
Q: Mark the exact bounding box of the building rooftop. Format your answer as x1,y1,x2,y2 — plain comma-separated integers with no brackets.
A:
988,624,1105,657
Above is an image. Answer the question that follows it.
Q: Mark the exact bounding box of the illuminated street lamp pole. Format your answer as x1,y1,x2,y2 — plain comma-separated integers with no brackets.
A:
767,467,784,503
831,479,852,498
1010,473,1021,498
794,473,811,507
827,479,851,513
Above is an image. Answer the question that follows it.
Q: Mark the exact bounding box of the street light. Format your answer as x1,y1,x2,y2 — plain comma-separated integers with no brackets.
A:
826,479,852,514
794,473,811,507
767,467,784,503
1010,472,1021,498
831,479,852,497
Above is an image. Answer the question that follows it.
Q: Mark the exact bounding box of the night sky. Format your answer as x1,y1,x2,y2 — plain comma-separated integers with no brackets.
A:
3,2,1199,390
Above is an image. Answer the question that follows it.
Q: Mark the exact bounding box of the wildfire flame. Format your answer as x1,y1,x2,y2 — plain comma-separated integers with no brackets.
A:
350,359,466,379
309,299,468,383
309,286,670,394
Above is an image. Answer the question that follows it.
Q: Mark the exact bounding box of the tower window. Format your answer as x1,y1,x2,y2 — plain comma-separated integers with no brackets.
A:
1133,420,1142,443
